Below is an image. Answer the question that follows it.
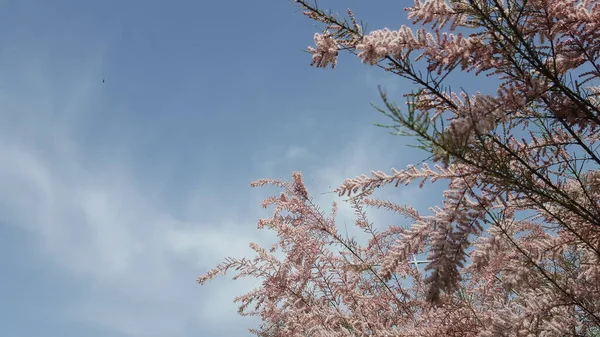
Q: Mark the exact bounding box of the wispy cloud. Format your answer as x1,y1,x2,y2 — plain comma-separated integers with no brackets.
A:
0,50,270,336
1,125,268,337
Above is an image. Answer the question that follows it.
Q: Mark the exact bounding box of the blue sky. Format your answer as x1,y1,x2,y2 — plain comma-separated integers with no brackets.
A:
0,1,465,336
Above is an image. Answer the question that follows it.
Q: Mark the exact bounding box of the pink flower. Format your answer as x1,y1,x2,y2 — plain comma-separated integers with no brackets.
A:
307,33,338,68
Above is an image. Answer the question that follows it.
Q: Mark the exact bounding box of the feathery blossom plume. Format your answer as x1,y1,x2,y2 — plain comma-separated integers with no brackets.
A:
307,33,338,68
200,0,600,335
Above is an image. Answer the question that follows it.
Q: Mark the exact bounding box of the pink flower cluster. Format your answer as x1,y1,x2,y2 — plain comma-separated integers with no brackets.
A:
308,33,338,68
200,1,600,335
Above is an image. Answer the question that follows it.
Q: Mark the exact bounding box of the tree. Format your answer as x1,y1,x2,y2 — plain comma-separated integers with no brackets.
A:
199,1,600,335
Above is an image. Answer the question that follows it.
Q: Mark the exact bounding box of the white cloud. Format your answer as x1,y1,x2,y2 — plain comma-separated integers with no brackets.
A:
0,137,268,336
0,54,269,337
285,145,313,161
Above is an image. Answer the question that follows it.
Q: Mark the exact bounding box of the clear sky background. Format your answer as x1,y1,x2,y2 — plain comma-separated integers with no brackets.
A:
0,1,474,336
